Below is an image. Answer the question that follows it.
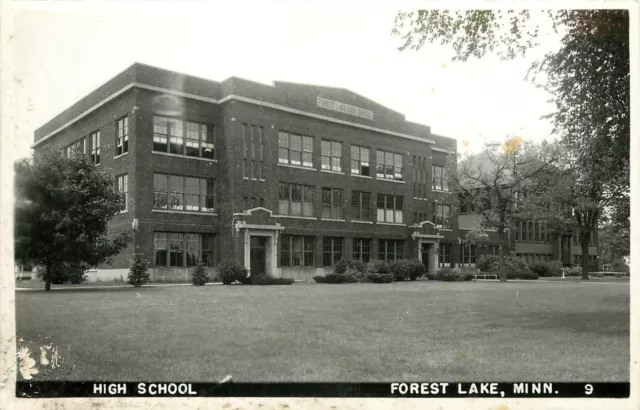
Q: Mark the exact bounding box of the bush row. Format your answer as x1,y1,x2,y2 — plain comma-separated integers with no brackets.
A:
333,259,426,281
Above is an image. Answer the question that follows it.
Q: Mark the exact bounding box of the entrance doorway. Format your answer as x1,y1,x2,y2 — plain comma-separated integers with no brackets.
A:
250,236,267,276
421,243,430,273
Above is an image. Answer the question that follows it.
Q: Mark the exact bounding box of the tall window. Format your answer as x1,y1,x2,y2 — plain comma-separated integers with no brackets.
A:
116,116,129,156
323,237,343,266
534,222,541,242
243,124,264,180
154,232,215,267
379,239,404,261
321,188,343,219
321,140,342,172
515,221,521,241
376,194,403,223
280,236,314,267
351,191,371,221
376,150,403,180
439,243,452,267
278,183,314,217
432,165,449,191
353,238,371,262
65,138,86,157
528,221,534,242
186,121,215,159
153,173,214,212
278,131,314,168
461,244,477,264
413,156,428,198
90,131,100,164
350,145,371,176
116,174,128,212
433,204,451,229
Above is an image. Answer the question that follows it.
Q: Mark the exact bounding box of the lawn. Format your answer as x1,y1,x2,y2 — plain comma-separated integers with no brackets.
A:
15,280,630,382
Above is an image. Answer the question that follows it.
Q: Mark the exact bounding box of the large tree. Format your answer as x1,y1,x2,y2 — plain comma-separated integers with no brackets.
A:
15,149,131,291
393,9,630,279
451,137,561,282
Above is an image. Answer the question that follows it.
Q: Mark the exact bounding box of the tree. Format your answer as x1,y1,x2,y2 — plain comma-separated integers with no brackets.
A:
14,149,131,291
191,263,209,286
128,247,150,287
392,9,630,255
450,137,561,281
598,222,630,273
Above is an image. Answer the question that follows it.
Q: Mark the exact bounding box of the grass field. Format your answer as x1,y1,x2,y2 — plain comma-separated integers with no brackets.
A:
15,280,630,382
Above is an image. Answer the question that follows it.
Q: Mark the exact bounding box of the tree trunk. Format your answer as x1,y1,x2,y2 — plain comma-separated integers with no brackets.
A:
581,238,590,281
45,265,52,291
498,229,507,282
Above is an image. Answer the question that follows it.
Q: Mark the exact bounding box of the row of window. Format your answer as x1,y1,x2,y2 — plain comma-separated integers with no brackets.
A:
514,221,552,243
153,173,215,212
154,232,215,267
153,115,215,159
572,231,597,246
63,119,126,165
280,236,405,267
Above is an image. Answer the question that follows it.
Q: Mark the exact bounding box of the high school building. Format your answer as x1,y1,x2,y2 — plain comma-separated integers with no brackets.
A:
33,63,460,281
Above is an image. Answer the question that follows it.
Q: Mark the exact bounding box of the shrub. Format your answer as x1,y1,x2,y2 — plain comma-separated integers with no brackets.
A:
564,266,583,276
128,249,150,287
516,271,539,280
252,274,294,285
51,262,88,285
529,260,563,277
406,259,426,280
343,267,365,283
191,263,209,286
313,274,352,284
476,254,500,272
366,260,391,274
218,258,249,285
334,259,365,274
365,273,394,283
436,270,474,282
590,272,604,278
425,272,437,280
389,260,411,281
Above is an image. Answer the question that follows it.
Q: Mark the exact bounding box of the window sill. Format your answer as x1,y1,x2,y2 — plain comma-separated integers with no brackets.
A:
152,151,218,162
278,163,316,171
321,169,344,175
114,152,129,160
378,178,406,184
413,197,429,201
117,210,128,215
438,228,453,232
351,220,373,224
352,174,372,179
377,222,406,226
432,189,451,193
320,218,346,222
152,209,218,216
94,163,101,167
273,215,317,220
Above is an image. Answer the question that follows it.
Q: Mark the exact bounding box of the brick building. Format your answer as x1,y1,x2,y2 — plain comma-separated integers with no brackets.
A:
33,63,462,281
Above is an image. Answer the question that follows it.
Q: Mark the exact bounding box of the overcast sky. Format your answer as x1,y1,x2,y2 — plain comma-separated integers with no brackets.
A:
5,2,564,160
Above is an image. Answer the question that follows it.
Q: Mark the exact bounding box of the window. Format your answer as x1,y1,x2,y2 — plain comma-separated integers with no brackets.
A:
278,183,314,217
439,243,452,267
379,239,404,261
90,131,100,164
243,124,264,179
433,204,451,229
116,116,129,156
321,188,343,219
515,221,521,241
154,232,215,267
534,222,540,242
153,173,214,212
432,165,449,191
116,174,128,212
522,221,528,242
350,145,370,176
413,156,428,198
65,138,86,157
321,140,342,172
353,238,371,262
278,131,313,168
376,194,403,223
186,121,215,159
376,150,403,180
528,221,534,242
280,236,314,267
461,244,477,264
323,237,343,266
351,191,371,221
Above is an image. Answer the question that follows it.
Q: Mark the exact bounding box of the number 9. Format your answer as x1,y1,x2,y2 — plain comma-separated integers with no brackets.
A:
585,384,593,395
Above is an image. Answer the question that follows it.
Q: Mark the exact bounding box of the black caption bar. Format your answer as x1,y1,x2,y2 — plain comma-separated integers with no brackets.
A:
16,382,630,398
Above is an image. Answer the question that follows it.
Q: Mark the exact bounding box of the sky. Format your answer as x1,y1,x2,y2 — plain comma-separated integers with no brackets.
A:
4,2,564,160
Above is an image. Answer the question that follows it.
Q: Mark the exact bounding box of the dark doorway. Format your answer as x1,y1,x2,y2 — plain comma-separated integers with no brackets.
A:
250,236,267,276
421,243,430,273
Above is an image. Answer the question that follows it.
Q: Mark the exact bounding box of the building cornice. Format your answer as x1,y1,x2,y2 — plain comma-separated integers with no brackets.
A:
33,82,444,148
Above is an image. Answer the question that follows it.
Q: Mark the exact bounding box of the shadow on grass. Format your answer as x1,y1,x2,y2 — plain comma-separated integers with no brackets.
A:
19,286,163,294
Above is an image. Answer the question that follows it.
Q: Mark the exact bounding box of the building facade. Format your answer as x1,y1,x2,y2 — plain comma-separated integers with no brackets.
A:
34,63,463,281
